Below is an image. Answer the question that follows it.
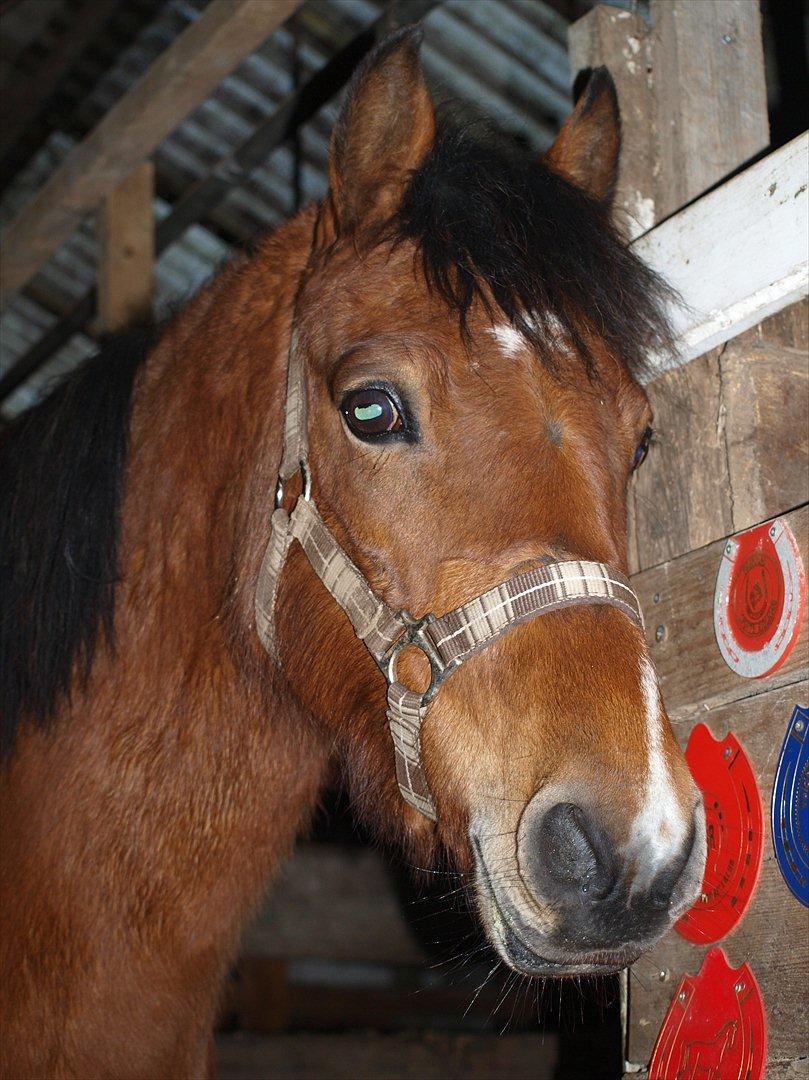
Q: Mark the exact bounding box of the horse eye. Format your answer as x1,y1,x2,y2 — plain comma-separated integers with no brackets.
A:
341,387,404,440
633,426,653,470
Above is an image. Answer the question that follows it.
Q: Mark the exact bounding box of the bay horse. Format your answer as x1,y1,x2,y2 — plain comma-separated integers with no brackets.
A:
1,28,706,1078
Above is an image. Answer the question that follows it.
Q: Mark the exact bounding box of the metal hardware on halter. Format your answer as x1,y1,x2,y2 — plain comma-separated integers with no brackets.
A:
378,612,462,704
274,460,311,511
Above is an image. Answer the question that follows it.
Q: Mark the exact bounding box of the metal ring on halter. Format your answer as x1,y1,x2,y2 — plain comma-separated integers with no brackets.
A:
274,460,312,510
380,612,461,703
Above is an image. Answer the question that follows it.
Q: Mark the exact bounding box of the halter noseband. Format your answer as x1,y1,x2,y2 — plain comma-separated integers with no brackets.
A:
256,329,645,822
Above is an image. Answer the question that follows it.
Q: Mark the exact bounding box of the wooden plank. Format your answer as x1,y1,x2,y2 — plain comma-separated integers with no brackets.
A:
634,132,809,379
626,682,809,1070
97,162,154,334
649,0,769,222
240,845,428,966
568,5,655,239
0,0,303,305
632,505,808,719
215,1032,559,1080
629,348,734,572
629,299,809,572
722,331,809,534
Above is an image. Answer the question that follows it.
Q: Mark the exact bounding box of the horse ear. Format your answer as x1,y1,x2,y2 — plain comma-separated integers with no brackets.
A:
544,66,620,204
326,26,435,236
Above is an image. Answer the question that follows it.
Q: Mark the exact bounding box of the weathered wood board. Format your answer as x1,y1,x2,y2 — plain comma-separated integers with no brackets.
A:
634,131,808,378
629,299,809,573
632,505,808,719
97,161,154,334
626,682,809,1072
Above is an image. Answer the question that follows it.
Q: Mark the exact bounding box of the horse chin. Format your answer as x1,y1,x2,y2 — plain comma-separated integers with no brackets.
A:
471,832,642,979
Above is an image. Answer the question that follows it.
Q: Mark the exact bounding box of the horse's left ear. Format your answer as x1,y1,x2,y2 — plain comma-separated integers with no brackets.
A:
544,66,620,204
325,26,435,237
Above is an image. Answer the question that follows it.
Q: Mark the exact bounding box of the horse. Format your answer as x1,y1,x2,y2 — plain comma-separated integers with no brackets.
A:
0,28,706,1078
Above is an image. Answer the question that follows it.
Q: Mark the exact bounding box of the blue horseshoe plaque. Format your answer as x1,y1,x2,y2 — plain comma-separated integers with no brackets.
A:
771,704,809,906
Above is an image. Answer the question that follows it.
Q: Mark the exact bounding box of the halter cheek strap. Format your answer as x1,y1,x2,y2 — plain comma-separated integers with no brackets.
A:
255,326,645,822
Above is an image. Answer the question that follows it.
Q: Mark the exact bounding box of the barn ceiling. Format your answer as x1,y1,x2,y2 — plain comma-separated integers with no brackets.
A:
0,0,631,418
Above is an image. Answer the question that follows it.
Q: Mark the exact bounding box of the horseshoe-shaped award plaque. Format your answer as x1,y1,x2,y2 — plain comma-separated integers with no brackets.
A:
675,723,763,943
771,704,809,906
648,947,766,1080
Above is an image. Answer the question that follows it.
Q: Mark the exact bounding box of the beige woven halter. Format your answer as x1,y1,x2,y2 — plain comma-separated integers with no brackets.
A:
256,324,645,822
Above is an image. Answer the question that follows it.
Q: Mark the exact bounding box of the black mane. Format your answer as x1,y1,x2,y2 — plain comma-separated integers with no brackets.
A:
397,118,676,375
0,327,153,755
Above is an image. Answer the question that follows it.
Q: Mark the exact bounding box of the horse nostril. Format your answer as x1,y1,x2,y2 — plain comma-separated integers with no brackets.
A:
536,802,616,901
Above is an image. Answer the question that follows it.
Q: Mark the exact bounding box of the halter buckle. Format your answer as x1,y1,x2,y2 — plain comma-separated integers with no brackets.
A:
381,612,460,703
274,460,312,511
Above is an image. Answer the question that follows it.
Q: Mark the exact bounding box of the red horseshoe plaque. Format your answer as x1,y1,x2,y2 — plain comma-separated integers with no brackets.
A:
714,518,806,679
648,947,767,1080
675,724,763,944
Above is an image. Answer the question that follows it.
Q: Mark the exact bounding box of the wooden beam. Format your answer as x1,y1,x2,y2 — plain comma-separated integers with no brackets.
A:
97,161,154,334
635,132,809,379
0,0,303,306
568,0,769,237
649,0,769,222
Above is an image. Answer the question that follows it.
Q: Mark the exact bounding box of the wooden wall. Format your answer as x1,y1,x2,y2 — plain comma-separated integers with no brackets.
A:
624,298,809,1078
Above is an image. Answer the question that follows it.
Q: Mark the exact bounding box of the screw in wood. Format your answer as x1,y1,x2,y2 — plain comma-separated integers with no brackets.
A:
655,625,666,642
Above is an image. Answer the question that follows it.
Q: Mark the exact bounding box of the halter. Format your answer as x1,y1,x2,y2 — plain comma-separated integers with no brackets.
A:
256,312,645,822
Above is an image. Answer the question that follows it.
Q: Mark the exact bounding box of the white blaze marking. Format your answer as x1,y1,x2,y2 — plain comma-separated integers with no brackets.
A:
488,315,575,360
488,323,524,357
633,655,686,872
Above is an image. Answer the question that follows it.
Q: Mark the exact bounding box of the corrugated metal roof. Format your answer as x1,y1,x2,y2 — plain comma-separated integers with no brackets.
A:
0,0,633,418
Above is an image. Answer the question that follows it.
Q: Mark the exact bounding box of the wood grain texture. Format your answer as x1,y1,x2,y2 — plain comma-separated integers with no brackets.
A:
630,348,734,571
626,682,809,1069
649,0,769,222
629,300,809,572
722,339,809,534
216,1032,559,1080
97,161,155,334
0,0,303,304
632,505,808,719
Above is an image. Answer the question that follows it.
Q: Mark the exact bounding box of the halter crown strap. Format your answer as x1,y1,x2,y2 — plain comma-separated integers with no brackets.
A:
256,323,645,822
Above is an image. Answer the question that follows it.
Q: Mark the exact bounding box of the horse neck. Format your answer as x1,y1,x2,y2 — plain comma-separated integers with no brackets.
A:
21,209,328,955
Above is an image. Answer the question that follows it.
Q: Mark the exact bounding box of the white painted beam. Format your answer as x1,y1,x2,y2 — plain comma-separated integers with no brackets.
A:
635,131,808,381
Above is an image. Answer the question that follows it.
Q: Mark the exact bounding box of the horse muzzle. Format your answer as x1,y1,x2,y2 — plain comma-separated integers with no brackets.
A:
471,789,706,977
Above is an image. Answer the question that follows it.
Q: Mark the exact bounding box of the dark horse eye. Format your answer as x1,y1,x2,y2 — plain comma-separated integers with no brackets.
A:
633,426,653,470
341,387,404,440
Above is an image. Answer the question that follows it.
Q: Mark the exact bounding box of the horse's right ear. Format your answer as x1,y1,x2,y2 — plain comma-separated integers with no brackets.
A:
324,26,435,238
